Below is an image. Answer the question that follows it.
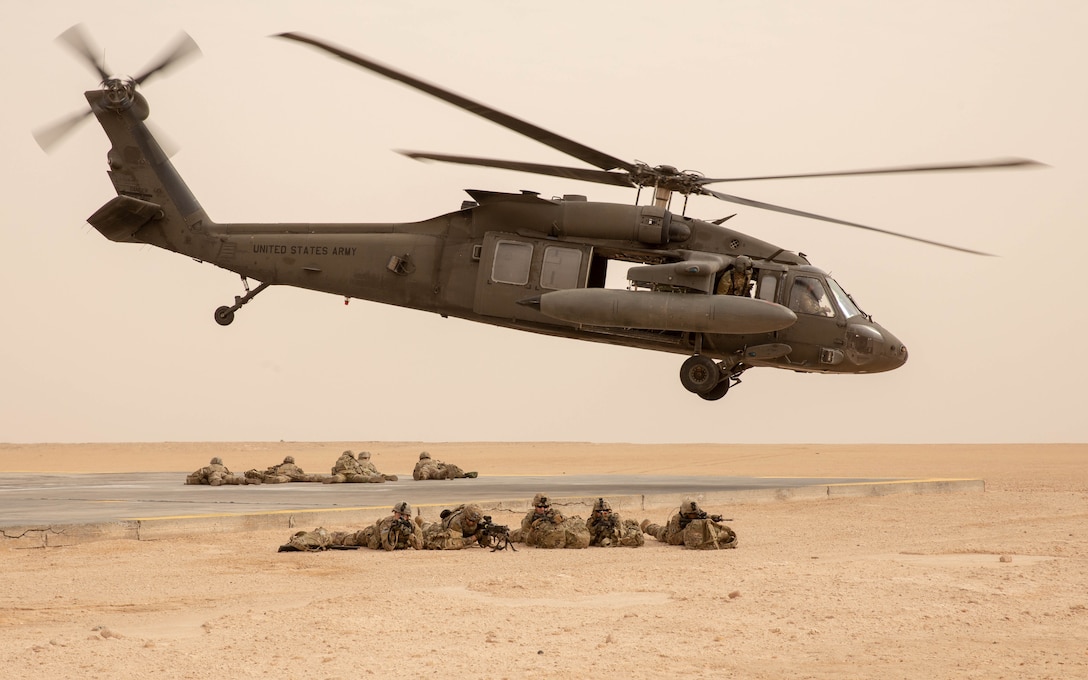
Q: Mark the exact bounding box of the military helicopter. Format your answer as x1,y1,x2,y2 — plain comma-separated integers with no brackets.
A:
37,27,1039,400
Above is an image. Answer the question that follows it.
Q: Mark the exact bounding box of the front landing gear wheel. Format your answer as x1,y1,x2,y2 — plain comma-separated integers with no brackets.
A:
214,306,235,326
699,378,731,401
680,355,720,394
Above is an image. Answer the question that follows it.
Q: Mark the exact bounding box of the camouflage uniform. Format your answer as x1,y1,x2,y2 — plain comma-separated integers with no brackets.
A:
642,498,738,550
586,498,644,547
716,256,753,296
184,457,248,486
422,503,484,550
412,451,477,480
277,526,369,552
365,501,423,551
324,450,379,484
245,456,327,484
518,493,589,549
357,451,398,482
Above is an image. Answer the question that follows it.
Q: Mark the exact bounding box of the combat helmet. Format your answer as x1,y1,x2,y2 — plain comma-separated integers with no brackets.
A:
462,504,483,524
593,498,612,513
283,456,295,464
342,450,355,458
210,457,222,465
681,497,703,516
393,501,412,515
734,255,753,272
532,493,550,508
419,451,431,460
358,451,371,460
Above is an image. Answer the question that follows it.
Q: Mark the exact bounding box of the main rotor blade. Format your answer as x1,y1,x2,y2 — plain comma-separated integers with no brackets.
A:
275,32,636,174
133,31,201,85
57,24,110,82
696,158,1044,186
400,151,636,188
33,107,93,152
700,187,994,256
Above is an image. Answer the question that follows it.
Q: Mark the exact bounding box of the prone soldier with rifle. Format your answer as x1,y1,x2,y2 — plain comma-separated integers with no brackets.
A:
586,498,644,547
641,497,737,550
418,503,517,551
370,501,423,550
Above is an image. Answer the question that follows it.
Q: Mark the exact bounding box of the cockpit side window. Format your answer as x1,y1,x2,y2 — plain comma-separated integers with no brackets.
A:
789,276,835,317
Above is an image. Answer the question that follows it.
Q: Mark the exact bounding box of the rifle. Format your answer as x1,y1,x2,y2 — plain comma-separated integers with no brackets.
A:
384,517,414,549
597,514,619,533
678,511,733,529
476,515,516,552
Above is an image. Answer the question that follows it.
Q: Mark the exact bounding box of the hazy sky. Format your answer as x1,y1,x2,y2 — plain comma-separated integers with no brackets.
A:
2,1,1084,444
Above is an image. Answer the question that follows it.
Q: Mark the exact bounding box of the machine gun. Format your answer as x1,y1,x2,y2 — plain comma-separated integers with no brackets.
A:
476,515,516,552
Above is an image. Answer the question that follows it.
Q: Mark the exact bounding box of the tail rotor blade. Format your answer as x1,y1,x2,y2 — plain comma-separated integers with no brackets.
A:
134,31,201,85
33,107,94,152
56,24,110,82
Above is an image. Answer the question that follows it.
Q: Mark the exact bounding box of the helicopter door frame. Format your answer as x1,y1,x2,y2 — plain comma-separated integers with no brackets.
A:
781,270,848,367
472,232,592,325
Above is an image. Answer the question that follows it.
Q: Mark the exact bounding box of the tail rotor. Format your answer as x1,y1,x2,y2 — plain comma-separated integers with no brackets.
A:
34,23,201,152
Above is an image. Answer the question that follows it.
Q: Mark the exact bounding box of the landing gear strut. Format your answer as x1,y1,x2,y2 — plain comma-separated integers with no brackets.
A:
214,276,270,326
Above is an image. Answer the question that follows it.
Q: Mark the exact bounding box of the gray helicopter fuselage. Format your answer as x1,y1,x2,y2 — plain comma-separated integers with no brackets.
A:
84,88,907,390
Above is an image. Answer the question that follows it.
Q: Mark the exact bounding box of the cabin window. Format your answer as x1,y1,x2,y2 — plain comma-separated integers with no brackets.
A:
491,240,533,285
756,270,779,303
789,276,835,317
540,246,583,290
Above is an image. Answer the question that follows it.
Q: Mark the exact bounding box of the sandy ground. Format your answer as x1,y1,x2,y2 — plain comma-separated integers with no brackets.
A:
1,442,1085,679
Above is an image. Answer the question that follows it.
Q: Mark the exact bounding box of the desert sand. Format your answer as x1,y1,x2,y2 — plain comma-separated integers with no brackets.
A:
1,442,1085,679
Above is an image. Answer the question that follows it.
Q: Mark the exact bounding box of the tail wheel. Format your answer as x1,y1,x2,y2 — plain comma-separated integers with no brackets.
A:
679,355,720,394
214,306,235,326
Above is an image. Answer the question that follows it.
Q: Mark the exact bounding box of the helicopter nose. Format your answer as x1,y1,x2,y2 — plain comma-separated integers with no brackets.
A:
871,326,909,372
882,332,909,368
846,322,908,372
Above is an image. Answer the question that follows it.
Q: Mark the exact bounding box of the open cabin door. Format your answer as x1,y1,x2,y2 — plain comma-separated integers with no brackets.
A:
473,232,594,324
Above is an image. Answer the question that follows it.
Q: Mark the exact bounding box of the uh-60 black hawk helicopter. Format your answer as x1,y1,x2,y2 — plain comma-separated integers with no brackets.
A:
37,27,1040,400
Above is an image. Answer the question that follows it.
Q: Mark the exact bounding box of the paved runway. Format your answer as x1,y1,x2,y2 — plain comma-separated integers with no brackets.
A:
0,471,901,525
0,471,983,546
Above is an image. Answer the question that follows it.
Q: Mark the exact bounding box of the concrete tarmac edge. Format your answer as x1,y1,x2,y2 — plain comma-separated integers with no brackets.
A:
2,478,984,548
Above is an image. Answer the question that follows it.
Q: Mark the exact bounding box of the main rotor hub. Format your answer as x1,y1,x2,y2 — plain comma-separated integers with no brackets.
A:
629,163,706,196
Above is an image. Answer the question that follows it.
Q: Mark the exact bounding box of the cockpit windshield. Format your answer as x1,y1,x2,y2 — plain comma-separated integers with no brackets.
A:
826,276,864,319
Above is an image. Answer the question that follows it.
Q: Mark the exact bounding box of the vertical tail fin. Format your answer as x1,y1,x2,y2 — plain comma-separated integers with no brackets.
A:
84,89,218,259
